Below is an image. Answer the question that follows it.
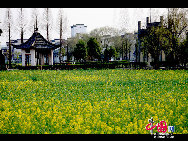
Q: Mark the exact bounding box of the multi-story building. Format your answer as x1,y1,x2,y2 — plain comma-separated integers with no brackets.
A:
121,33,137,61
100,35,112,52
71,24,87,38
100,33,136,61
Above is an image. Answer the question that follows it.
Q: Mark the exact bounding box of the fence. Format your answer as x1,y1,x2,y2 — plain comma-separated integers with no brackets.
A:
6,61,147,70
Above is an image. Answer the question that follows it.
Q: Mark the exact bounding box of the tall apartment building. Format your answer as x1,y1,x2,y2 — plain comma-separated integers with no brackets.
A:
71,24,87,37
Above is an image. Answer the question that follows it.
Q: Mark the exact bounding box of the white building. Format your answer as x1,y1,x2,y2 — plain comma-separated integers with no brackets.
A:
71,24,87,37
100,35,113,52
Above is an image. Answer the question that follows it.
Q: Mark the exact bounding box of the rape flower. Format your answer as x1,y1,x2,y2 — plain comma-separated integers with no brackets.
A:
0,69,187,134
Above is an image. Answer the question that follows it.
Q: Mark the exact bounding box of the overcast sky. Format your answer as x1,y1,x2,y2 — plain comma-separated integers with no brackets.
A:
64,8,167,33
0,8,168,46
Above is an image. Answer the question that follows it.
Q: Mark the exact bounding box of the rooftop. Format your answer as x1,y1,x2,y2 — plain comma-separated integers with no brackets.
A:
13,31,59,50
71,24,87,28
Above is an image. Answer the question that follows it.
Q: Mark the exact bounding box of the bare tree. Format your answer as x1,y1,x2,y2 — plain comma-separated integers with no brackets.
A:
165,8,188,63
3,8,13,68
58,8,63,64
20,8,24,43
42,8,53,41
16,8,28,43
56,8,68,63
90,26,120,37
167,8,188,39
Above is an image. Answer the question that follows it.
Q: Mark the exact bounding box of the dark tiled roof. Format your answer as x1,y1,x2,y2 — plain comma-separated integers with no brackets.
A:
13,32,59,49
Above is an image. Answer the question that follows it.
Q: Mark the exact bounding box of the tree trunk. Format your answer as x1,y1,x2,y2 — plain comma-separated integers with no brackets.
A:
125,40,127,60
67,44,69,62
153,55,159,69
59,16,62,64
47,24,49,41
8,23,11,68
21,28,23,44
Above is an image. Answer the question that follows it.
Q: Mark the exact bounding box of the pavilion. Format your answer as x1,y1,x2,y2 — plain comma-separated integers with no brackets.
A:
13,29,59,66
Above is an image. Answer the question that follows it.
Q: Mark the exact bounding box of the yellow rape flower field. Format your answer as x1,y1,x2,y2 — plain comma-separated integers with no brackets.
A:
0,69,187,134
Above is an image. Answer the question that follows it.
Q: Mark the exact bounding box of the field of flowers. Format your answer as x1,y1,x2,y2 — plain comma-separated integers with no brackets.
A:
0,69,187,134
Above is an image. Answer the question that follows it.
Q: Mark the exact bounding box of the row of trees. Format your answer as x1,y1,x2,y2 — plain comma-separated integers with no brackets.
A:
72,37,117,62
2,8,68,41
66,26,134,63
1,8,68,67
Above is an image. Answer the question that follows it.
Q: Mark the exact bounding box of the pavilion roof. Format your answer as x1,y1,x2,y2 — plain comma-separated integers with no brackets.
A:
13,31,59,50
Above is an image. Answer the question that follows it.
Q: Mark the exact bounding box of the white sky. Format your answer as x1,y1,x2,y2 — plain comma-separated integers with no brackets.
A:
0,8,168,46
64,8,115,31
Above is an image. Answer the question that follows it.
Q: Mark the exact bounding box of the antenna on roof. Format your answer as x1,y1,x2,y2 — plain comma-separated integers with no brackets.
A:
34,15,38,32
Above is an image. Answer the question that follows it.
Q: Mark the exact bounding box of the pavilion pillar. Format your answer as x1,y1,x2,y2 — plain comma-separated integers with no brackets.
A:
41,54,44,65
140,52,144,62
162,50,165,61
21,49,25,66
30,49,36,66
148,53,152,67
48,49,53,65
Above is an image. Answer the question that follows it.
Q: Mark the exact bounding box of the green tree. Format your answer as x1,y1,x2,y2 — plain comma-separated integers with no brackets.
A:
59,47,65,61
166,8,188,64
73,39,87,62
87,37,101,61
104,46,117,62
142,26,171,69
179,33,188,67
